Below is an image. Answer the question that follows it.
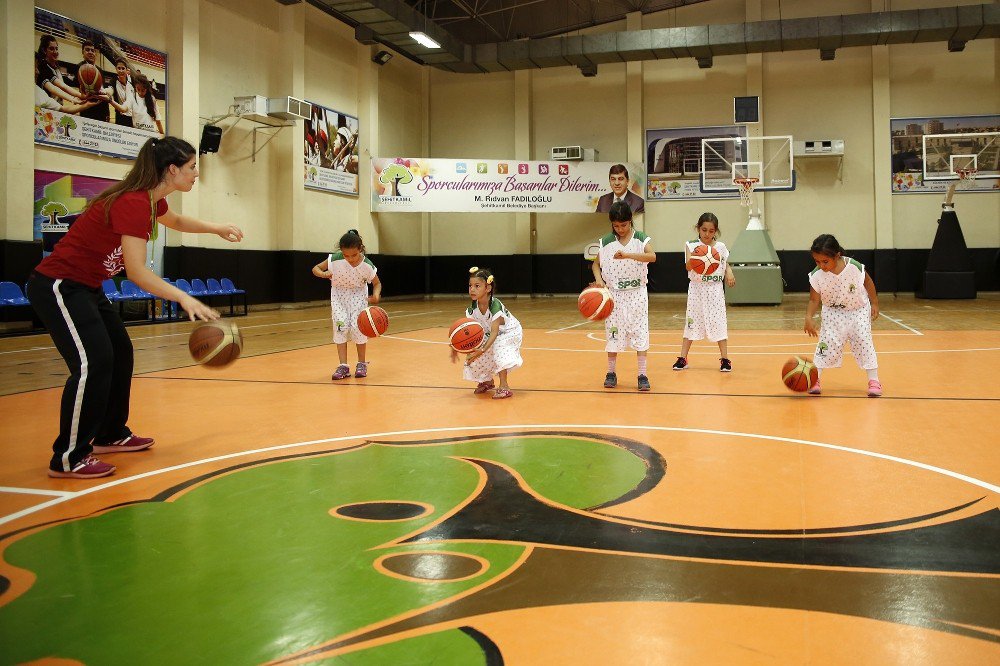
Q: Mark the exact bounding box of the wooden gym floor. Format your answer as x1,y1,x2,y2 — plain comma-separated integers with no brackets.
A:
0,293,998,664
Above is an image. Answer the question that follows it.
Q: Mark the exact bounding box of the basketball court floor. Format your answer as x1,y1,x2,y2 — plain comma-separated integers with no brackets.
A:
0,294,998,664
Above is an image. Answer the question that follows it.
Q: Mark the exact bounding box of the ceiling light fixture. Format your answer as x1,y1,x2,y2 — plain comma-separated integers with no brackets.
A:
409,31,441,49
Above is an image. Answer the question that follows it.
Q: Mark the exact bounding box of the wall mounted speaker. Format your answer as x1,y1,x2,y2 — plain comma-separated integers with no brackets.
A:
200,125,223,154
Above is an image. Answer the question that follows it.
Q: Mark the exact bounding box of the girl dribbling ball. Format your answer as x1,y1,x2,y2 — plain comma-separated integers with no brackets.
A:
673,213,736,372
804,234,883,397
312,230,382,380
451,267,523,399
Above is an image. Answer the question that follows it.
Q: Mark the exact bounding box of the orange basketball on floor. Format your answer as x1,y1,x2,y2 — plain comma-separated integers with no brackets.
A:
357,306,389,338
782,356,818,393
578,287,614,321
449,317,486,353
189,321,242,368
689,244,722,275
77,64,103,95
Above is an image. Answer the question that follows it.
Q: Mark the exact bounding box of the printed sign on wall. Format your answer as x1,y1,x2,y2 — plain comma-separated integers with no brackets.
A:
34,170,117,254
372,158,645,214
304,102,359,195
645,125,747,201
34,7,166,159
890,115,999,194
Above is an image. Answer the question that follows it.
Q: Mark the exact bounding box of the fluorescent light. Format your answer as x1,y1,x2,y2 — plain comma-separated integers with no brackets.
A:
409,31,441,49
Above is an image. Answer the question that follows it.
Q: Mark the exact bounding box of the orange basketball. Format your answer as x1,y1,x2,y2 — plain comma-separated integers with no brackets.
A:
688,244,722,275
782,356,818,393
449,317,486,353
357,306,389,338
578,287,614,321
77,64,103,95
188,321,242,368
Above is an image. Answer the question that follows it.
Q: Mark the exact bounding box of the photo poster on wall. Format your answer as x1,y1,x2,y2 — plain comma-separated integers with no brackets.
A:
304,102,359,195
34,7,167,160
890,114,999,194
34,170,117,254
371,158,645,213
645,125,747,201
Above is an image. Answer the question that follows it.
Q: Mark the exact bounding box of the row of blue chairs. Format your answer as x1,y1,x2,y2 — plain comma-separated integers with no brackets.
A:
102,277,247,317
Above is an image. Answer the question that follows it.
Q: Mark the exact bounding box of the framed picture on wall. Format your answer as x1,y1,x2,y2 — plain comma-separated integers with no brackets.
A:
645,125,747,201
33,7,167,160
889,114,999,194
304,102,359,196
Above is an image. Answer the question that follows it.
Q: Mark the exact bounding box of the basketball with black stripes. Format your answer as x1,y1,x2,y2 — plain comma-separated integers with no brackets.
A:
782,356,818,393
357,306,389,338
189,321,243,368
449,317,486,353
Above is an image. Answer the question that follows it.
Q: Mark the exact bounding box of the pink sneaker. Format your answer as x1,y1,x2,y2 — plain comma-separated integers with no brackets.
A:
474,380,495,394
48,455,115,479
808,381,821,395
92,434,154,453
492,388,513,400
867,380,883,397
332,364,351,380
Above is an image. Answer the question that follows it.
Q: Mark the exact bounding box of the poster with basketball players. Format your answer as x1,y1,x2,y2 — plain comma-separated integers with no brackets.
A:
33,7,167,160
645,125,747,201
889,115,999,194
304,102,359,196
33,170,117,254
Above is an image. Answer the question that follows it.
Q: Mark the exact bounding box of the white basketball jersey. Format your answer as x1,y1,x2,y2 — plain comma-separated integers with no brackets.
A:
598,230,651,290
808,257,868,311
328,252,377,291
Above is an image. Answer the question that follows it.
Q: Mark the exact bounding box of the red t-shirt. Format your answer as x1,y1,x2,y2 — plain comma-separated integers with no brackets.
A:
36,191,168,288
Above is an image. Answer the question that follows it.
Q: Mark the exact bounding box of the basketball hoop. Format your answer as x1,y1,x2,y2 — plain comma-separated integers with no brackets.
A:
956,168,978,189
734,177,758,207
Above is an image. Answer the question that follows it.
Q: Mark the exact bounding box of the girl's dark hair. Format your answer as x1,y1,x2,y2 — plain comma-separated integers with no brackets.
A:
89,136,197,224
133,74,157,117
469,266,496,308
339,229,365,253
811,234,845,257
37,35,57,60
608,200,633,229
696,212,721,237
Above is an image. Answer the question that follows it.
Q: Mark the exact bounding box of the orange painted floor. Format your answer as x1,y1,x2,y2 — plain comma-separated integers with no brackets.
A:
0,299,998,664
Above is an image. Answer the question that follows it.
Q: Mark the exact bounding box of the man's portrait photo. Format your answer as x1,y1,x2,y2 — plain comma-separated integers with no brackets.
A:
595,164,645,214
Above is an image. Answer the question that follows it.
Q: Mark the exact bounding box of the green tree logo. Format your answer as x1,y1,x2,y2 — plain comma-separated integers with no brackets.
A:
379,164,413,196
40,201,69,229
58,115,77,137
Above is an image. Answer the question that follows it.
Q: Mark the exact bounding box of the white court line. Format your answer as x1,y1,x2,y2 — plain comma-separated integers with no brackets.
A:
0,311,444,356
547,320,594,333
0,486,74,498
881,313,923,336
2,423,996,528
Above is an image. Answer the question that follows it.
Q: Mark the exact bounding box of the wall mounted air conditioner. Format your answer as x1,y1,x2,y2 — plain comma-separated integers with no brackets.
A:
234,95,312,125
793,139,844,157
550,146,598,161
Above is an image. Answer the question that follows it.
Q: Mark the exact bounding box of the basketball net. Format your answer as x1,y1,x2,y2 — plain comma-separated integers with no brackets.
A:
734,178,758,208
943,168,978,209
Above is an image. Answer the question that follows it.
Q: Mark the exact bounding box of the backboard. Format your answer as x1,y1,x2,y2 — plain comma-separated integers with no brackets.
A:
700,135,796,193
922,131,1000,180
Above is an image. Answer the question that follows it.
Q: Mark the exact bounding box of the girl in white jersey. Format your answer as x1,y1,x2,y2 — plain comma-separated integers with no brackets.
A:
672,213,736,372
312,230,382,380
451,267,523,399
591,201,657,391
804,234,883,397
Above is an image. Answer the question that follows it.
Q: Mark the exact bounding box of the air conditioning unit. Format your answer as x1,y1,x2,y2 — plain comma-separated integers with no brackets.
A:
233,95,312,126
550,146,598,161
793,139,844,157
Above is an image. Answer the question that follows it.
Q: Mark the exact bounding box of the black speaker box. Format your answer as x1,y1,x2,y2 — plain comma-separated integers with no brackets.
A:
199,125,223,154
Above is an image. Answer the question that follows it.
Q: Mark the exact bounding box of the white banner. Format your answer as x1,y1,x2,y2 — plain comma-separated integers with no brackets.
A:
372,158,645,214
34,106,157,159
